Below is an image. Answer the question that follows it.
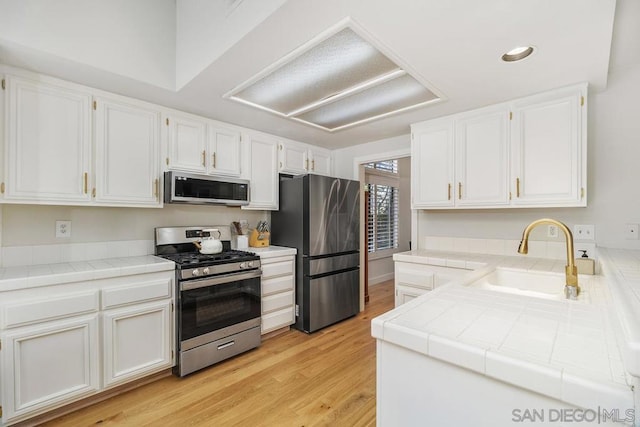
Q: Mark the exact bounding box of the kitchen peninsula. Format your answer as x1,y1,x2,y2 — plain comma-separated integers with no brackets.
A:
373,248,639,426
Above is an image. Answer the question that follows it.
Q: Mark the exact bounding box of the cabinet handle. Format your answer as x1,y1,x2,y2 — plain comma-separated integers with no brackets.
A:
84,172,88,194
154,179,159,200
212,153,216,168
202,150,206,167
311,159,315,171
447,183,451,200
92,188,96,198
458,182,462,200
516,177,521,198
305,158,309,170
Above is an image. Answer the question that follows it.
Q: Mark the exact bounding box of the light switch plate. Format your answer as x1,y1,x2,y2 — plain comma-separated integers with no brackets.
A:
56,220,72,238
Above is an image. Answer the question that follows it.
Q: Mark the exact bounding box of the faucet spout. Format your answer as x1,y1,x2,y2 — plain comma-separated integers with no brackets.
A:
518,218,579,299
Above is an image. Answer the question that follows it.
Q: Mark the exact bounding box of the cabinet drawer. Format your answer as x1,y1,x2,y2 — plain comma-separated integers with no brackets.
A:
262,275,294,296
102,278,172,310
396,266,435,290
1,291,99,329
261,259,294,279
262,290,294,314
261,307,294,334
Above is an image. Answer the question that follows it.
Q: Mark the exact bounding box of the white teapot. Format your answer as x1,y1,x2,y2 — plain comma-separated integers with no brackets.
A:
194,228,223,254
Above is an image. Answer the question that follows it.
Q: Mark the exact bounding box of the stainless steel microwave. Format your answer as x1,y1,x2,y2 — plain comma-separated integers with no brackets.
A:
164,171,250,206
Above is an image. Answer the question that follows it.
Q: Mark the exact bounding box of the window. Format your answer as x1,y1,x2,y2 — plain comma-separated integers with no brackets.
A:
366,160,399,253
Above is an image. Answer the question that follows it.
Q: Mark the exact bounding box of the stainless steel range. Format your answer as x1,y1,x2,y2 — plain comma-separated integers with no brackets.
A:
155,226,261,377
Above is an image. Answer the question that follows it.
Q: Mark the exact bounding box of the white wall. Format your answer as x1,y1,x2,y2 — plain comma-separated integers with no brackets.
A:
1,204,267,246
0,0,176,90
176,0,286,89
332,134,411,180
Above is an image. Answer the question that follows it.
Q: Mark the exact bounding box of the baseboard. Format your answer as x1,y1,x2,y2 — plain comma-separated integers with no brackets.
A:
369,273,394,286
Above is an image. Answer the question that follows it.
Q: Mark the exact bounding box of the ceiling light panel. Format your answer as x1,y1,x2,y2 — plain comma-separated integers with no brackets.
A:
226,25,442,132
294,74,439,130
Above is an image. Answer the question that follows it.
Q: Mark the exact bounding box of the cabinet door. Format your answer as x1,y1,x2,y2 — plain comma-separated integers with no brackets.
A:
4,75,92,203
102,300,173,388
394,285,426,308
94,96,161,207
455,108,509,206
510,86,586,207
166,114,207,173
411,120,455,208
243,134,278,210
208,126,241,176
0,315,99,423
278,142,308,175
309,148,332,176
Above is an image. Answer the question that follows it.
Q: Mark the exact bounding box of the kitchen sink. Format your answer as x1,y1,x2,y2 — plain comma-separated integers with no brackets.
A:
466,267,590,302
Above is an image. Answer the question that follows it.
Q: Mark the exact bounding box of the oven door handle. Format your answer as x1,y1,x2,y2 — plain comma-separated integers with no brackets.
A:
180,269,262,291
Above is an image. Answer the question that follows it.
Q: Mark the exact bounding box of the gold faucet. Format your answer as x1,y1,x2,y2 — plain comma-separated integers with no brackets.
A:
517,218,579,299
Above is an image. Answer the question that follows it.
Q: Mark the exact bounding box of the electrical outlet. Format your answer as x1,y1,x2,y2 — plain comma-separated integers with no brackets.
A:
56,220,72,238
574,224,595,241
547,225,558,238
626,224,639,240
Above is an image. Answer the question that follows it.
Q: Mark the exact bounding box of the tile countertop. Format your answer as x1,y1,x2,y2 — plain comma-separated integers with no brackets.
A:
0,245,299,292
0,255,175,292
375,249,637,413
248,245,297,258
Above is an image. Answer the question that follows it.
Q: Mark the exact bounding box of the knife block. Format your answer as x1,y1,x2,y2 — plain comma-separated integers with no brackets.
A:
249,229,270,247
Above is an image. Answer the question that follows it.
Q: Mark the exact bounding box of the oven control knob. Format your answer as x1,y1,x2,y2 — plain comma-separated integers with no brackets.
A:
247,261,254,268
192,268,200,277
203,267,210,275
239,262,247,269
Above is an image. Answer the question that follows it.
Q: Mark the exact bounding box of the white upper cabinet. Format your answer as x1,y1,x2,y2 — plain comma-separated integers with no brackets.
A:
279,142,307,175
455,106,510,207
1,68,331,209
3,75,93,203
510,85,586,207
165,113,207,173
412,83,587,209
308,147,332,176
278,141,332,176
207,125,241,177
411,119,455,208
243,132,279,210
94,96,161,207
164,112,241,177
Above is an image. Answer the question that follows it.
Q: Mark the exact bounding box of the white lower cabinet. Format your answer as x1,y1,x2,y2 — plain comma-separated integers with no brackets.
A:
394,261,468,307
102,300,173,388
259,255,295,334
0,271,174,425
1,314,100,423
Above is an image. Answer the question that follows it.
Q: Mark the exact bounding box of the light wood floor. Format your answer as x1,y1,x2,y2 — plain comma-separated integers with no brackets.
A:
43,280,395,426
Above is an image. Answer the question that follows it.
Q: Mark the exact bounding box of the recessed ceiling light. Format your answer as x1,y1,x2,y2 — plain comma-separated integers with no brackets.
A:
501,46,534,62
224,23,443,132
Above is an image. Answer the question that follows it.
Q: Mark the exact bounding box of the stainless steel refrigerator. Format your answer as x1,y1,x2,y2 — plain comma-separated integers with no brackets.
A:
271,174,360,333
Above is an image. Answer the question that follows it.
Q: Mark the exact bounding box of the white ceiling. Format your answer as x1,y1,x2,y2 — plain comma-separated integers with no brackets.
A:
0,0,624,150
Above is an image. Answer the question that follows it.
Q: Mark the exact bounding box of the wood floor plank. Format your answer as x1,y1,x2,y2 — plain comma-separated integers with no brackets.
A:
41,281,394,426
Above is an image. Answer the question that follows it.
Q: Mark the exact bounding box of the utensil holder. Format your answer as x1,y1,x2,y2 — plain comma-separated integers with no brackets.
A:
249,229,270,247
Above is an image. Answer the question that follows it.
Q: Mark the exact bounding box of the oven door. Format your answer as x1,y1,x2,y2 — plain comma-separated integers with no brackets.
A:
179,269,261,350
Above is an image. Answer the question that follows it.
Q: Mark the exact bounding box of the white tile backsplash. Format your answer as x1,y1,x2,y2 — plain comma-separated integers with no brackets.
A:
1,239,155,267
422,236,596,262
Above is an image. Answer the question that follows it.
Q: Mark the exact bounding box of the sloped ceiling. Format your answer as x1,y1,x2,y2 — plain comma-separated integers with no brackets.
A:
0,0,620,149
